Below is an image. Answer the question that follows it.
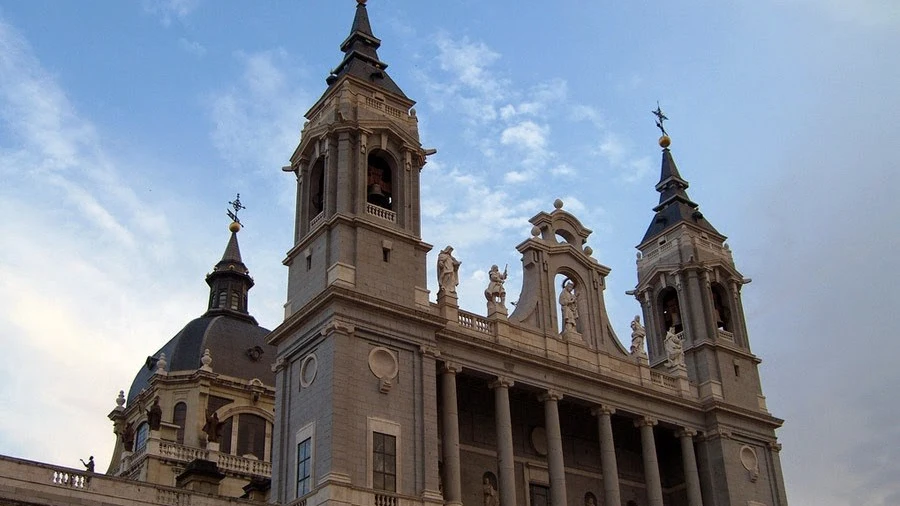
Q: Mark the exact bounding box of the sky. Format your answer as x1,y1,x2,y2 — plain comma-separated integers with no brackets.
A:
0,1,898,504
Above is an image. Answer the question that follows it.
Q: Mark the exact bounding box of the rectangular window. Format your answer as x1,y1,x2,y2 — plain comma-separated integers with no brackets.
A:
372,432,396,492
296,438,312,497
530,484,551,506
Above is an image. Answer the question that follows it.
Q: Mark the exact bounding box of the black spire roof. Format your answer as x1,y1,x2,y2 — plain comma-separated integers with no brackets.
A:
203,225,257,323
641,140,722,244
324,0,408,98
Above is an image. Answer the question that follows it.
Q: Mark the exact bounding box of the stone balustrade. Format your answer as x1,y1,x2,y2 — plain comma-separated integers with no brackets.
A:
0,455,258,506
366,203,396,223
457,310,493,335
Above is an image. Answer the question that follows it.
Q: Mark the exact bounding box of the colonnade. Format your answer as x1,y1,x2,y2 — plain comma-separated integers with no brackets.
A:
440,363,704,506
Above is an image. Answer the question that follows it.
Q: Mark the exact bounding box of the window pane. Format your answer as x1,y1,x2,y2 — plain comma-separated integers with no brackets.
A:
385,475,396,492
384,434,396,454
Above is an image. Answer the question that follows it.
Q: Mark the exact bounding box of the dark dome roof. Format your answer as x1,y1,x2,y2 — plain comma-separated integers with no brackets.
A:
127,315,274,404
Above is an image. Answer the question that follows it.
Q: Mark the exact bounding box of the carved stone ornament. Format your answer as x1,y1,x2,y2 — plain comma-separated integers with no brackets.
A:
530,426,548,456
740,445,760,482
299,353,319,389
368,346,399,393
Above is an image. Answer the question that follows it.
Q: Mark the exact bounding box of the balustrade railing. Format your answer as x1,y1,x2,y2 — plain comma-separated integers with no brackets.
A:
366,203,396,223
310,212,325,228
51,470,88,489
458,311,493,335
374,492,399,506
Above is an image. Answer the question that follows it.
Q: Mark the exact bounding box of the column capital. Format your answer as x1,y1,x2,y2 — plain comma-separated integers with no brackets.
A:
419,344,441,358
676,427,698,438
538,389,563,402
590,405,616,417
442,361,462,374
767,441,783,453
634,416,658,428
489,376,514,390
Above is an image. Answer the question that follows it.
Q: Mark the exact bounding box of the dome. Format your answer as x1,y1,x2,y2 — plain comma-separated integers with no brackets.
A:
127,314,274,404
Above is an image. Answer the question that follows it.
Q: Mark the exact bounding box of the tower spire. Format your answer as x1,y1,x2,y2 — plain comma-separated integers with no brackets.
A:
325,0,408,98
204,196,256,323
640,107,721,244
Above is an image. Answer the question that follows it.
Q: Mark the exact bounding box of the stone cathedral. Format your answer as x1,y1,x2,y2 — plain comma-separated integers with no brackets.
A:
0,2,787,506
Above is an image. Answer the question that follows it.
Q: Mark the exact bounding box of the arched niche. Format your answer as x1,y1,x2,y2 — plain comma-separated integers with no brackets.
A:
554,270,585,335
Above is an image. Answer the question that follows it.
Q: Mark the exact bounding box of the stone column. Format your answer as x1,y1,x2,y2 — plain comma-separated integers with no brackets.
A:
635,417,664,506
677,428,703,506
490,377,516,506
539,390,567,506
440,363,463,506
591,406,621,506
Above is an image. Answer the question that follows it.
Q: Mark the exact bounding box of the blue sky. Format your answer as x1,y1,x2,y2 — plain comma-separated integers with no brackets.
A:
0,1,898,504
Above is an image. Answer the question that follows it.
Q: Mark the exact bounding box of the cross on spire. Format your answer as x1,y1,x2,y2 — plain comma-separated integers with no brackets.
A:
652,102,669,137
227,193,246,225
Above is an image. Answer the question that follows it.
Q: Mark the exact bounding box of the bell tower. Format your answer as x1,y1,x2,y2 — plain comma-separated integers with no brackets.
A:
281,0,432,319
633,116,767,413
268,3,443,505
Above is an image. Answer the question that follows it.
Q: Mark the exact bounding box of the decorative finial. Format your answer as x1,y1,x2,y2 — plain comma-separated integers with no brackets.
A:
156,353,167,376
652,101,671,148
357,0,367,5
227,193,246,231
115,390,126,410
201,348,213,372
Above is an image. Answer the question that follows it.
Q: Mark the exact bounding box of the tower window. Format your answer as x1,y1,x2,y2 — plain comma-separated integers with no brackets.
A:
382,247,390,262
217,290,227,308
529,484,550,506
173,402,187,444
296,437,312,497
308,158,325,222
659,288,683,334
236,413,267,459
372,432,396,492
711,283,732,331
230,290,241,310
306,254,312,271
366,154,393,210
135,422,150,452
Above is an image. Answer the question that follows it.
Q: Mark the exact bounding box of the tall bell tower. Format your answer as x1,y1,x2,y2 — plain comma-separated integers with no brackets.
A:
634,124,766,410
633,115,787,505
281,0,432,319
268,2,442,505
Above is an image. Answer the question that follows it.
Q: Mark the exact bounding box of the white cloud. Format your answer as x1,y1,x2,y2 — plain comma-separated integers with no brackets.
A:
143,0,201,26
504,170,535,183
179,37,207,57
551,163,576,176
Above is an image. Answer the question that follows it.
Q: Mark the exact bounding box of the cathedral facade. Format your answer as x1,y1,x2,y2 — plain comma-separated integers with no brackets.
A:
0,2,787,506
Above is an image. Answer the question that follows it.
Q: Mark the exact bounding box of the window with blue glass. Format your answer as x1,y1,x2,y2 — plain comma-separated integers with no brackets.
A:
296,437,312,497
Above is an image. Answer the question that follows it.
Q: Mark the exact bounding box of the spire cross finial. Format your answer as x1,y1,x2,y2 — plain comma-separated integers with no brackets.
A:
227,193,246,225
652,101,669,137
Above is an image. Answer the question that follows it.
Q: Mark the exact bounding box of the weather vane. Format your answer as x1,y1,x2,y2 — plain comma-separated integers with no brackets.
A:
652,101,669,137
227,193,246,225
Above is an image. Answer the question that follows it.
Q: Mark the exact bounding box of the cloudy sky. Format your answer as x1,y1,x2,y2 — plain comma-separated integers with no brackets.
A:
0,1,897,504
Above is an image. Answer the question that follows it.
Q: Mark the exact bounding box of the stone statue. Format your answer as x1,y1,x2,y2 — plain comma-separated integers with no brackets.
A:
146,397,163,431
665,327,685,367
484,264,508,307
584,493,597,506
121,422,135,452
630,315,647,357
559,280,578,334
203,410,225,443
482,475,498,506
80,456,95,473
437,246,461,295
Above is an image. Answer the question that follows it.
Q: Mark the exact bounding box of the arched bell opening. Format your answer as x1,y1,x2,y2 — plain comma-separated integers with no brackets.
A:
366,152,394,210
307,157,325,222
658,287,683,335
711,282,733,332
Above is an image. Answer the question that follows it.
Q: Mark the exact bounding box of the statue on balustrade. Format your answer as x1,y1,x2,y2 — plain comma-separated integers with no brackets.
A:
203,410,225,443
121,422,135,452
630,315,647,357
437,246,461,295
147,397,163,431
665,326,685,367
484,264,508,310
